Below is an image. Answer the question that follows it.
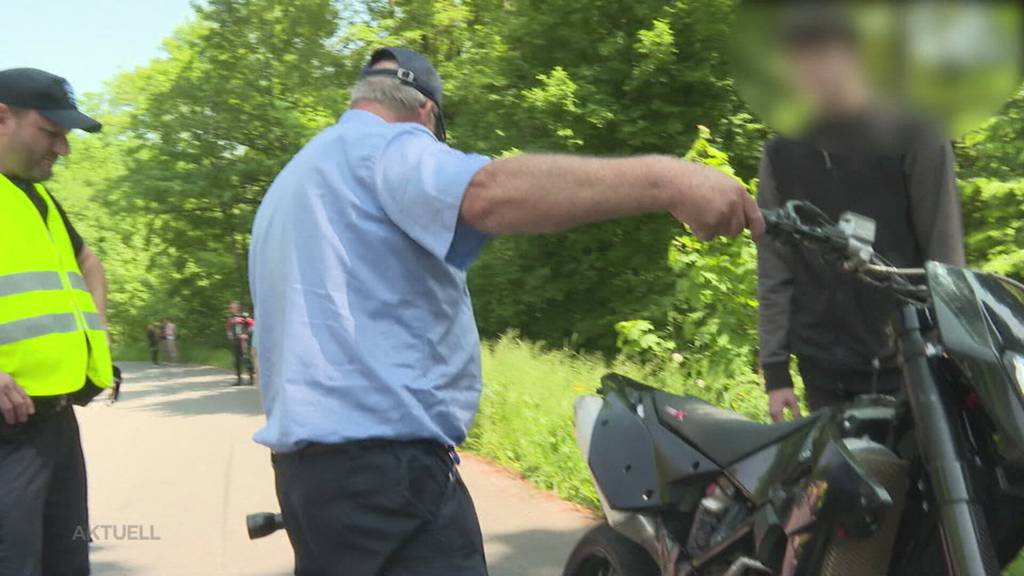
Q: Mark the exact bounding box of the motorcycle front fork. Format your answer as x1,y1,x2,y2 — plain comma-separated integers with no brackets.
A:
898,306,1000,576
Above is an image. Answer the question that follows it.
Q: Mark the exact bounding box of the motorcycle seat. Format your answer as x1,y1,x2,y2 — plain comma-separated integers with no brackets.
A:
653,391,820,467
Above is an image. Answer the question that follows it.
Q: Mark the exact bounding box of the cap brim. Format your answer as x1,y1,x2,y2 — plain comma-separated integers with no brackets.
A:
40,109,102,133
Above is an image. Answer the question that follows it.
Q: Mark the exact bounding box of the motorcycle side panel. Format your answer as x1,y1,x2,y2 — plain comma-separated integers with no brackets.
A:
588,391,718,511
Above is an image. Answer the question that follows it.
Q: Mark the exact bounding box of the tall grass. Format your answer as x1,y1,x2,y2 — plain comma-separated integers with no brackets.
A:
467,336,614,509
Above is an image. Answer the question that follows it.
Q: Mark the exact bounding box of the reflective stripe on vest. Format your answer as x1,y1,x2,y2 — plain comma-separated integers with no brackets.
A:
83,312,104,331
0,271,64,297
0,313,79,345
68,271,89,292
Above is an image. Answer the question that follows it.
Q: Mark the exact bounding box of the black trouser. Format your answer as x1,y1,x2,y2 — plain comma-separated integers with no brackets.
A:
0,405,89,576
798,356,902,412
233,340,252,382
149,343,158,365
272,440,488,576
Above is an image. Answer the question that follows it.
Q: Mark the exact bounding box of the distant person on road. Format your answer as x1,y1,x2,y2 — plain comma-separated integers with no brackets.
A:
146,322,160,365
226,301,255,386
249,47,763,575
0,68,115,576
757,9,966,421
161,319,178,364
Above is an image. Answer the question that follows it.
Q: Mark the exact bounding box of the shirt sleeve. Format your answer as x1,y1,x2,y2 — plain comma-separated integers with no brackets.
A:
375,128,493,269
756,149,796,390
905,140,966,266
49,193,85,257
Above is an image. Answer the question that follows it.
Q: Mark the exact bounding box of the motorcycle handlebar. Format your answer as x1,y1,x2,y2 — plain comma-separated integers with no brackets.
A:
762,201,929,305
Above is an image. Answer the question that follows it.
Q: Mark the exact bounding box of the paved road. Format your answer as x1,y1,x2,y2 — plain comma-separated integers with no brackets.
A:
76,362,595,575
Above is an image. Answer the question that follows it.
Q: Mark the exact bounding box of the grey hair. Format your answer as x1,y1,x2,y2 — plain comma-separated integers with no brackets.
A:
349,76,427,115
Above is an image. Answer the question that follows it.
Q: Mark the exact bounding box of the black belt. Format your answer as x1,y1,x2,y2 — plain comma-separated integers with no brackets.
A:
32,394,73,417
0,395,71,440
274,438,456,463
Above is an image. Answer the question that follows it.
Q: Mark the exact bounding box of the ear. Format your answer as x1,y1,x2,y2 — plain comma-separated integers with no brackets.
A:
418,100,435,127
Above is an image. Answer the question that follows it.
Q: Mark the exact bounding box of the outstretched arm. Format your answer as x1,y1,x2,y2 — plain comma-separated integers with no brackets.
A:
459,154,764,240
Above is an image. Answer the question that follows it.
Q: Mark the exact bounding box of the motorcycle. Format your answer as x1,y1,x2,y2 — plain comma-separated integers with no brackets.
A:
564,201,1024,576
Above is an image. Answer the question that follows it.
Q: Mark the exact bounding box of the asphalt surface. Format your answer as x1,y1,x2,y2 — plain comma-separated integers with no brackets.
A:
76,362,596,575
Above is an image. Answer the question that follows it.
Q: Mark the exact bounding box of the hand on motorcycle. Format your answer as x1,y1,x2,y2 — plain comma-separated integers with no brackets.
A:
768,387,802,422
667,163,766,242
0,370,34,425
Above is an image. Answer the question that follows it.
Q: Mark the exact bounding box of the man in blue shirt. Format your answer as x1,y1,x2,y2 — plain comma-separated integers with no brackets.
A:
249,47,764,576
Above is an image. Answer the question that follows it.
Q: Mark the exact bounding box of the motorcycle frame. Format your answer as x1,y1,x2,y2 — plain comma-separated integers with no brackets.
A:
897,305,1001,575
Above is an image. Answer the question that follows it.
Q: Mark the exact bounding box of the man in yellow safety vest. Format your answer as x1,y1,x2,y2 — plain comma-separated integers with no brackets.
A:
0,67,114,576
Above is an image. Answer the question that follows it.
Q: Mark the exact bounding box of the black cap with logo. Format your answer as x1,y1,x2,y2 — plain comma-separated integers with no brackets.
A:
359,47,446,142
0,68,101,133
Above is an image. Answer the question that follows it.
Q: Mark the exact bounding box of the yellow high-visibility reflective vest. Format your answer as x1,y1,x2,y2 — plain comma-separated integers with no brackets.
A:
0,174,112,396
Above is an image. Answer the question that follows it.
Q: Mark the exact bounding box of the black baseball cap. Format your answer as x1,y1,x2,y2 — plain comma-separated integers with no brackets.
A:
0,68,101,133
359,47,447,142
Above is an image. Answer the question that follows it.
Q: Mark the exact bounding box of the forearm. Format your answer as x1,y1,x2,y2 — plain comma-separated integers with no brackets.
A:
461,154,685,234
78,247,109,327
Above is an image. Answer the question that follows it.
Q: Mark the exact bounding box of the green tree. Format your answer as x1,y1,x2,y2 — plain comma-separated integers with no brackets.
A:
78,0,349,347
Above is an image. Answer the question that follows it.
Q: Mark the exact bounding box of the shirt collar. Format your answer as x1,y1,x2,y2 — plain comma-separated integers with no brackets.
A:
338,108,438,141
339,108,387,125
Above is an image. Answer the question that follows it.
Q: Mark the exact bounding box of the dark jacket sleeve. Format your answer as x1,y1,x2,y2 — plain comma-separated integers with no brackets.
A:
905,140,966,266
756,149,795,391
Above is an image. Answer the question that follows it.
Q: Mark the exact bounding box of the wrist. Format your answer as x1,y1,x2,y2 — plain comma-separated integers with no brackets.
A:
643,155,687,212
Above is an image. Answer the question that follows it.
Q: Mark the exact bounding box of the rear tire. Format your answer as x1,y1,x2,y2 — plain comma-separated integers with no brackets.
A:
563,523,659,576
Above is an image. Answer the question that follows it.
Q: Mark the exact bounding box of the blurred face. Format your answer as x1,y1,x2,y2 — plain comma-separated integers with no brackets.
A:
229,302,240,315
0,106,70,182
786,41,868,116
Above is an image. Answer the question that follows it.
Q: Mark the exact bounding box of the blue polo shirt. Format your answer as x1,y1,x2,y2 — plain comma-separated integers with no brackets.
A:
249,110,492,453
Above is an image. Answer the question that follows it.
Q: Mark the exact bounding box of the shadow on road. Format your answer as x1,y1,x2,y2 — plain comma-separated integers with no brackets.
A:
487,527,591,576
89,543,137,576
145,386,264,418
114,363,265,418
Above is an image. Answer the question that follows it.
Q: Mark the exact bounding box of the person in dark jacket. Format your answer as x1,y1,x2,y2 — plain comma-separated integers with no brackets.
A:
758,10,966,421
146,322,160,365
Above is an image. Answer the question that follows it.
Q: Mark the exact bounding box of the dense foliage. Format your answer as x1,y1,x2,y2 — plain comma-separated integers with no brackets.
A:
48,0,1021,382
